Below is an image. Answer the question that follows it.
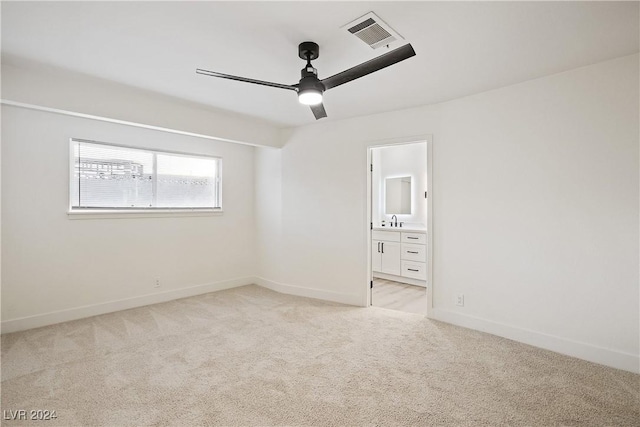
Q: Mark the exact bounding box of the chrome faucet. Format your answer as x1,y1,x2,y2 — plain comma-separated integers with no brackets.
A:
391,215,398,227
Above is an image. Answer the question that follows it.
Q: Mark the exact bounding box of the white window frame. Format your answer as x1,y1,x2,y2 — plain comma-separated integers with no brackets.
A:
68,138,223,219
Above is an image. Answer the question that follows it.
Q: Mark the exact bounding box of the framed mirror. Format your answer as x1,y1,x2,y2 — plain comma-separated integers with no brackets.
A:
385,176,411,214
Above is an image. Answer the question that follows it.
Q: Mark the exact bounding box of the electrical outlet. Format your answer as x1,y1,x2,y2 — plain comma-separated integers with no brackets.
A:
155,279,161,288
455,294,464,307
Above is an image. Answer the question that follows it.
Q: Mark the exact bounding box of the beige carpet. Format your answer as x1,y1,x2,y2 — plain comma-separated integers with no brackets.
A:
1,285,638,426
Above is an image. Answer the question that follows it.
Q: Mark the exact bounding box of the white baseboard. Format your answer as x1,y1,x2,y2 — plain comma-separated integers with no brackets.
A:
254,277,363,307
1,277,254,334
4,277,635,374
431,308,639,374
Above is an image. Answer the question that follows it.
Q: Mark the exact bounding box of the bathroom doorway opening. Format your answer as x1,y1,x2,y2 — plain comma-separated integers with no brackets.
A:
366,137,432,316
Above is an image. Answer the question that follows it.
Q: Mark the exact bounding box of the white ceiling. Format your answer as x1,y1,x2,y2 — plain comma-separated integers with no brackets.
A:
2,1,638,128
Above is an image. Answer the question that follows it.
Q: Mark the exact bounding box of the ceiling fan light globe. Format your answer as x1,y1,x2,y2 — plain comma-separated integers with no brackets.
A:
298,89,323,106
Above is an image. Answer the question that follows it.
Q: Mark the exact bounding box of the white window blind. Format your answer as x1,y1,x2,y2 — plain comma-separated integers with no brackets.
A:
71,140,221,210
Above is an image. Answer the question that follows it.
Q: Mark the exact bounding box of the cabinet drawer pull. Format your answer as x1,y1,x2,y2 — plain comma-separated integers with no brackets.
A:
377,242,381,253
408,268,419,272
407,251,419,254
407,237,419,240
381,242,384,253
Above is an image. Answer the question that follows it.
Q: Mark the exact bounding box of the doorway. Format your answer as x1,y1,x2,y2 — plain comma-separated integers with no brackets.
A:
366,137,432,315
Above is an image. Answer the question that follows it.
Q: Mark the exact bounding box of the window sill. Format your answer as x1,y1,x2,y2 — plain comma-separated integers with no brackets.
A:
67,209,223,220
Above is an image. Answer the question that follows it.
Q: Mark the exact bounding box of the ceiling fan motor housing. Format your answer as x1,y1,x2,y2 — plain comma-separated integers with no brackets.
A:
298,74,325,94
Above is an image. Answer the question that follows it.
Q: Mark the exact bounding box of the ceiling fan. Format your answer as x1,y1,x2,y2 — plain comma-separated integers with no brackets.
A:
196,42,416,120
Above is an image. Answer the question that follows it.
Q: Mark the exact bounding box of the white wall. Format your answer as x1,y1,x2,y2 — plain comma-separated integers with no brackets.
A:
257,106,441,305
1,60,282,148
1,105,256,330
433,54,639,371
257,54,639,372
372,143,427,228
254,147,282,282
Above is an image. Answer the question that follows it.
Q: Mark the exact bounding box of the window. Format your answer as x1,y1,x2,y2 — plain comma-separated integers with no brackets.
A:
70,139,221,211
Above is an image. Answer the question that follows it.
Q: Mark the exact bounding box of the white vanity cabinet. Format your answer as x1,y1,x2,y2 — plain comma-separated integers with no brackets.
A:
372,229,427,286
372,230,401,276
400,232,427,281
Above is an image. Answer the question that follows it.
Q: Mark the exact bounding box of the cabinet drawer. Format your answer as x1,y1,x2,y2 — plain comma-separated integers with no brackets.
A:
372,230,400,242
401,232,426,244
401,260,427,280
401,243,426,262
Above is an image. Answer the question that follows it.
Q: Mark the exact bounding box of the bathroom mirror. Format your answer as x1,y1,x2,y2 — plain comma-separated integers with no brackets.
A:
385,176,412,215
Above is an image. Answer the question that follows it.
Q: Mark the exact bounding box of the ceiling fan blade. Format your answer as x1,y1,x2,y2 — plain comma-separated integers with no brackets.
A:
196,69,297,91
310,103,327,120
321,44,416,90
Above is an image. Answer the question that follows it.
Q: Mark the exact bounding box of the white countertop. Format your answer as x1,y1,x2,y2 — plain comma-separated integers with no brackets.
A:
373,226,426,233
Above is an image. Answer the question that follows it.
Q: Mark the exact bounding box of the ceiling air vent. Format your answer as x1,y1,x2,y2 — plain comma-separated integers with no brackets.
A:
343,12,404,50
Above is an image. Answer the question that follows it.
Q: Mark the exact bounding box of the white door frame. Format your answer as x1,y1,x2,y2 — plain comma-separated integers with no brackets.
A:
365,134,433,317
